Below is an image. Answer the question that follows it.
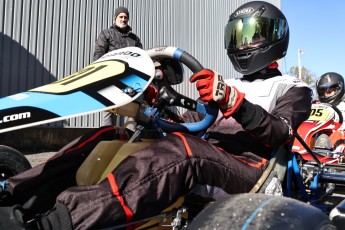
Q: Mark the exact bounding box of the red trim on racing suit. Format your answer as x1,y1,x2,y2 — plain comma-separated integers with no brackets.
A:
54,126,115,158
107,173,133,224
172,132,193,156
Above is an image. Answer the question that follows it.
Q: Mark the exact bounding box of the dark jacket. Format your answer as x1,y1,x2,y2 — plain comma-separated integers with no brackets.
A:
93,25,142,61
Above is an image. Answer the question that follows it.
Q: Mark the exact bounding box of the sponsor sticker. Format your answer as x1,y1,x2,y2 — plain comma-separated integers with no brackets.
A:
0,112,31,124
233,7,254,17
9,93,29,100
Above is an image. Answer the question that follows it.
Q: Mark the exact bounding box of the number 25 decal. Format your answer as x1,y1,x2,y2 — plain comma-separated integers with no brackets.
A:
310,109,323,117
308,108,330,121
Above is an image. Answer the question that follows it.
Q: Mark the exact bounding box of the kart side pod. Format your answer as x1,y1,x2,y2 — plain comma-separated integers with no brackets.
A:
76,139,155,186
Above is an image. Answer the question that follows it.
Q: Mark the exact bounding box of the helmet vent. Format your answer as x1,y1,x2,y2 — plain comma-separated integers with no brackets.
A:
235,52,252,69
238,59,248,69
235,52,251,58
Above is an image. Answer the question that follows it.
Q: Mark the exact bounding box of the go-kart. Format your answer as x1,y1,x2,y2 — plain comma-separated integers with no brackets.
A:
0,46,219,229
291,103,345,214
0,46,344,229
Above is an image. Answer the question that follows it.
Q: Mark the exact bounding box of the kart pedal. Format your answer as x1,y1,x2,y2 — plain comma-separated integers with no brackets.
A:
329,199,345,227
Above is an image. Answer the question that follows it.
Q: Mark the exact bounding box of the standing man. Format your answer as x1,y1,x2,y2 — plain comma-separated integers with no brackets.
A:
93,6,142,126
93,6,142,61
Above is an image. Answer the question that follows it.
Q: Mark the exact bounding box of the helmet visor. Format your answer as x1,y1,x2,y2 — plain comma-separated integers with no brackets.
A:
317,85,340,98
225,16,288,52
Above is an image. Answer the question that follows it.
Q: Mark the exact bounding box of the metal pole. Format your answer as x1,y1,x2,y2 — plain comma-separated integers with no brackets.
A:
298,49,304,80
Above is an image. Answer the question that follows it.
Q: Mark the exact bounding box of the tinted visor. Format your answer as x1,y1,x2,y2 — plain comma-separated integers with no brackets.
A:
225,16,288,51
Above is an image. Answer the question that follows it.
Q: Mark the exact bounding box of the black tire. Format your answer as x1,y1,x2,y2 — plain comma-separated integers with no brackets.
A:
187,193,336,230
0,145,31,181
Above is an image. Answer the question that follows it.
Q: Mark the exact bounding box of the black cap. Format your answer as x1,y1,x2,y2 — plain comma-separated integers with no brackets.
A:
114,6,129,19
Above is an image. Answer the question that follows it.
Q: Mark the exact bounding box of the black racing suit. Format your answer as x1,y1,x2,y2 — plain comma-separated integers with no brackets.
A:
3,69,312,229
93,25,142,62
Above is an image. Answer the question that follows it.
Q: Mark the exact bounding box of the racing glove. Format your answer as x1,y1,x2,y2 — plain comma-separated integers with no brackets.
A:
190,69,245,118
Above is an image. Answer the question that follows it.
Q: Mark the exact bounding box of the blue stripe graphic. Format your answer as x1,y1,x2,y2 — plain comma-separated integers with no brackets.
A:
0,92,106,116
119,74,148,92
173,48,185,60
241,197,276,230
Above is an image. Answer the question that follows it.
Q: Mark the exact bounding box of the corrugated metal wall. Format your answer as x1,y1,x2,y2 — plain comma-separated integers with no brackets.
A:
0,0,280,128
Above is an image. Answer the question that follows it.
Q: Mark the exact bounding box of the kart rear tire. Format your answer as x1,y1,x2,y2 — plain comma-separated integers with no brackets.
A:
187,193,336,230
0,145,31,181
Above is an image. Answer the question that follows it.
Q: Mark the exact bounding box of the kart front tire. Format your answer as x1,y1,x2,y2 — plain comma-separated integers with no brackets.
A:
0,145,31,181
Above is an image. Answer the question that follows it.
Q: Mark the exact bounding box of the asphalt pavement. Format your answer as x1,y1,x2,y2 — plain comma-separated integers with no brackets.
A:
25,152,56,167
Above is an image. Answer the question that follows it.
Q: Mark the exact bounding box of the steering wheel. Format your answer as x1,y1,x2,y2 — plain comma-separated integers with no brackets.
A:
146,46,219,133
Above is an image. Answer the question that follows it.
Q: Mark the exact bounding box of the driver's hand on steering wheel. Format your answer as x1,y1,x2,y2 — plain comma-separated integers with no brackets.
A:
190,69,245,118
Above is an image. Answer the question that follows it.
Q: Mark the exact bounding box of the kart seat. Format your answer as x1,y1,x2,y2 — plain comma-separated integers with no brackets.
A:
76,138,155,186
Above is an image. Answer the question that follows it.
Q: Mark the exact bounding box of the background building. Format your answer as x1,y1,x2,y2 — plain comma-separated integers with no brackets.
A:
0,0,281,128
